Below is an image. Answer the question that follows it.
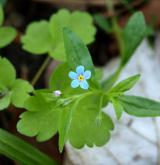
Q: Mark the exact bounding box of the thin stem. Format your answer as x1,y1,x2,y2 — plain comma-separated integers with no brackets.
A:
31,56,51,86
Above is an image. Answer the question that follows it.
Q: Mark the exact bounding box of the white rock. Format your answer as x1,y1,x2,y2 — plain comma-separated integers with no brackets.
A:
64,39,160,165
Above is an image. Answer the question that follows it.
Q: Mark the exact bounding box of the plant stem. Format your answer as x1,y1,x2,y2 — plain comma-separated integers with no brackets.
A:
31,56,51,86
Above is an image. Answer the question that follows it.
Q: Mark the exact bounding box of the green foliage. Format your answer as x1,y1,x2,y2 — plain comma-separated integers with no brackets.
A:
101,68,122,91
17,16,160,152
121,12,146,66
17,91,114,152
111,98,123,120
22,9,96,61
0,0,7,7
63,27,95,76
0,128,57,165
94,14,112,33
95,68,103,80
0,5,4,26
11,79,33,107
17,29,114,152
0,56,16,87
0,6,17,48
68,93,114,148
21,21,53,55
49,63,71,93
109,74,140,94
17,94,61,142
118,95,160,117
0,27,17,48
0,8,158,157
0,57,33,110
49,63,85,96
99,12,147,90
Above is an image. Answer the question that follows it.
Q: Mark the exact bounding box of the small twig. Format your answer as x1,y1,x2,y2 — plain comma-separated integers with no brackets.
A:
31,56,51,86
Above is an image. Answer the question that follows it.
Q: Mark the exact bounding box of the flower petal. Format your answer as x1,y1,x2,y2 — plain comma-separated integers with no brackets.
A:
76,65,84,74
80,80,89,90
71,79,79,88
84,70,91,80
69,71,77,79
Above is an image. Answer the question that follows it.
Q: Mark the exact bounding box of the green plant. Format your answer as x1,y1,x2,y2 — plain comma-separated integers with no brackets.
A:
0,5,16,48
1,6,160,165
18,10,160,153
21,9,96,61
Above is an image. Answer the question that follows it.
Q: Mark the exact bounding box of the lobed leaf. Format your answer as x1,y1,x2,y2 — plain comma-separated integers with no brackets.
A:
49,9,96,61
17,91,114,152
17,94,61,142
0,57,16,87
22,9,96,61
0,57,33,110
21,21,53,55
68,93,114,148
11,79,33,108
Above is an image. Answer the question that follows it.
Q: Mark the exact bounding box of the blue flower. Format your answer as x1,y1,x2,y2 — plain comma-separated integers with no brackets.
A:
68,65,91,90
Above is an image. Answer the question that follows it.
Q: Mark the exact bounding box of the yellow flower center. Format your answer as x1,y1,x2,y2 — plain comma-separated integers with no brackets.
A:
78,75,84,81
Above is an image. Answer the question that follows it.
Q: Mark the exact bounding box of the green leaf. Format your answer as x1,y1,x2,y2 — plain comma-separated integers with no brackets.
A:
49,9,96,61
21,21,53,55
110,74,140,93
0,0,7,7
63,28,95,76
94,14,112,33
18,91,114,151
0,5,4,26
17,94,61,142
118,95,160,117
11,79,33,108
58,104,74,152
0,57,16,87
68,93,114,148
111,98,123,120
0,92,11,110
49,63,70,92
22,9,96,61
101,67,122,90
121,12,146,66
0,128,57,165
0,57,33,110
58,97,82,152
49,63,85,95
95,67,103,80
0,27,17,48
